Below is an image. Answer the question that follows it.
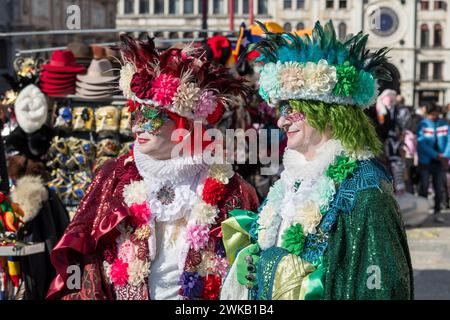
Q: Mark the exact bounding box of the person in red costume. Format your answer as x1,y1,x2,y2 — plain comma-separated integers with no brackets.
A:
47,35,259,300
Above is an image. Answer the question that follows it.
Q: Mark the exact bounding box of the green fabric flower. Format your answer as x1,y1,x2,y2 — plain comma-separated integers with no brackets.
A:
281,224,305,256
326,155,357,184
333,61,358,97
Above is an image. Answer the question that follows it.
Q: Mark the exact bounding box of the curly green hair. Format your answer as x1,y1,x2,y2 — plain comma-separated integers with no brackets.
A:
289,100,382,156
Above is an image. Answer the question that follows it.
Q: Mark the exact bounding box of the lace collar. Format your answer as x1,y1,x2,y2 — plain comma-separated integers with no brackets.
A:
134,146,207,185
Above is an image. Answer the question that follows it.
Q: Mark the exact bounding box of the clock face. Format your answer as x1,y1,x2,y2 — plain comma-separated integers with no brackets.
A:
369,7,399,37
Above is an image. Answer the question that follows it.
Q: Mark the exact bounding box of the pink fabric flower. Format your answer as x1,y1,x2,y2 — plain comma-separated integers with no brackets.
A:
150,73,180,106
130,203,151,226
110,258,129,286
214,256,229,278
186,224,210,251
118,239,136,263
194,91,217,118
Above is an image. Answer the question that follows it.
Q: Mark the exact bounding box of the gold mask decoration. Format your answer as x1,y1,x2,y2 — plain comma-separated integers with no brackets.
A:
96,138,120,158
119,106,132,136
95,106,120,133
72,107,94,131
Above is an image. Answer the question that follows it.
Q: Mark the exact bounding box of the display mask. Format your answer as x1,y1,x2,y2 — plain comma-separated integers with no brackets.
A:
95,106,120,133
72,106,94,131
96,138,120,158
120,106,132,136
14,84,48,134
54,106,72,129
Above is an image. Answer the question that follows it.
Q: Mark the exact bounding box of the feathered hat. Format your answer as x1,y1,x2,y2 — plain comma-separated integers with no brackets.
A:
248,20,391,109
116,34,250,125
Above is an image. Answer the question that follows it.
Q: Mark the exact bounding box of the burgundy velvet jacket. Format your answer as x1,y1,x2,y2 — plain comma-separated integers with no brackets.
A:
47,154,259,300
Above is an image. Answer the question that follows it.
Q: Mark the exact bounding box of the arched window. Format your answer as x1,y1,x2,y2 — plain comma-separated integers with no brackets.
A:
338,22,347,40
169,32,179,39
284,22,292,32
153,31,164,38
183,32,194,39
296,22,305,30
434,24,443,47
420,24,429,47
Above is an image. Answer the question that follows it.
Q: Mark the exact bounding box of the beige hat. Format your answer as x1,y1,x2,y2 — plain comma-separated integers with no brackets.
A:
76,59,118,84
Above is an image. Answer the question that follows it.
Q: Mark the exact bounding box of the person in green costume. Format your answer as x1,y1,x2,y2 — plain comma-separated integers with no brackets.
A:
220,20,414,300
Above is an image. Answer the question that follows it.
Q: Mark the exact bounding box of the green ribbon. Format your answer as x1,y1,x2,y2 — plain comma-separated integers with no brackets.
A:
301,257,325,300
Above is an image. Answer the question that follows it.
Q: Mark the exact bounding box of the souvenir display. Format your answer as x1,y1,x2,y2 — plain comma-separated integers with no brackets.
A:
95,106,120,133
119,105,132,137
72,106,94,132
75,59,119,100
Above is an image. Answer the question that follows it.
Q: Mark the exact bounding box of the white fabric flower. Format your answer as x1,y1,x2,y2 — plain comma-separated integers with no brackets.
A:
128,259,150,286
119,63,136,99
303,59,337,95
257,204,275,228
191,201,219,225
123,180,148,207
197,251,216,277
172,82,201,115
278,62,305,93
208,164,234,184
294,200,323,235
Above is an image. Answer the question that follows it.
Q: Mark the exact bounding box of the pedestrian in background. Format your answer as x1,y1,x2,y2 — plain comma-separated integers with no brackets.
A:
417,102,450,222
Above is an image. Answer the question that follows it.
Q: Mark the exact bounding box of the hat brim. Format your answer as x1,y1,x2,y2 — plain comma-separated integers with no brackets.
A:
40,75,76,86
76,74,119,84
40,81,75,91
74,93,113,100
42,88,75,96
41,64,86,74
76,81,118,91
40,71,77,80
75,87,114,97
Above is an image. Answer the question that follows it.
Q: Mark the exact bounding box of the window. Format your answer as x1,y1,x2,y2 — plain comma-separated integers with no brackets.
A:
258,0,268,14
243,0,249,13
213,0,224,14
184,0,194,14
420,62,429,80
434,0,447,10
326,0,334,9
339,0,347,9
124,0,134,14
169,0,180,14
284,0,292,10
420,0,429,10
234,0,239,13
169,32,179,39
154,0,164,14
338,22,347,40
183,32,194,39
139,0,149,14
434,24,443,47
297,22,305,30
153,31,164,38
284,22,292,32
433,62,443,80
297,0,305,9
420,24,429,47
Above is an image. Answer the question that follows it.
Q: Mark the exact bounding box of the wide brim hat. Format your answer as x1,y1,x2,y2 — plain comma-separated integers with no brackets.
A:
40,74,76,86
76,58,118,84
41,50,86,74
40,81,75,91
75,87,113,97
76,80,118,91
74,93,113,100
76,74,118,84
42,88,75,96
40,70,77,80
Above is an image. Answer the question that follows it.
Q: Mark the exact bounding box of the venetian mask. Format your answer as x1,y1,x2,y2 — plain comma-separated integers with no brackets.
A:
120,106,132,136
96,138,120,158
132,103,169,135
279,102,305,123
95,106,120,133
54,106,72,129
72,107,94,131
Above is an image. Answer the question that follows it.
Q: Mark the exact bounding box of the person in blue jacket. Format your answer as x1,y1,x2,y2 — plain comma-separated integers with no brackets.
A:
417,102,450,222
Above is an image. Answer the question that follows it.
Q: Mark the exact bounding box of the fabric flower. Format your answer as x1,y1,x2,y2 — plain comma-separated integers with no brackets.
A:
117,239,135,263
149,73,180,106
201,274,222,300
281,224,305,256
206,100,225,124
186,224,210,251
179,272,204,299
278,62,305,93
197,251,216,277
258,62,281,102
110,258,129,286
185,250,203,271
102,245,118,264
294,200,323,235
130,70,154,99
208,164,234,184
119,63,136,99
134,224,151,240
257,204,276,228
191,202,219,225
127,259,149,286
202,177,226,205
129,202,151,226
353,70,377,107
172,82,201,115
123,180,147,207
195,91,217,118
303,59,337,95
333,61,358,97
326,155,357,184
214,256,229,278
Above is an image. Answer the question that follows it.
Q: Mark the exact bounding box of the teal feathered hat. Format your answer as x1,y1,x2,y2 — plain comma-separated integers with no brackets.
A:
248,20,391,109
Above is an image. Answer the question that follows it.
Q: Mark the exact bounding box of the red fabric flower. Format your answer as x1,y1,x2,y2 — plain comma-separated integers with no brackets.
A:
149,73,180,106
202,177,226,205
201,274,222,300
206,100,225,124
130,70,153,99
110,258,129,286
129,203,151,226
